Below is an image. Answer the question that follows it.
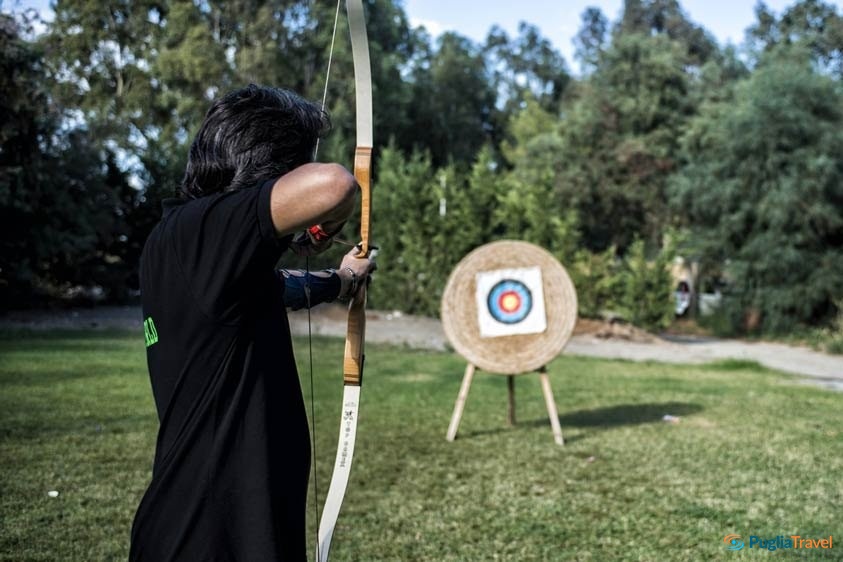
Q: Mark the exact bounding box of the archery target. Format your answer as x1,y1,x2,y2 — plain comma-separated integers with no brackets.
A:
441,240,578,375
475,267,547,337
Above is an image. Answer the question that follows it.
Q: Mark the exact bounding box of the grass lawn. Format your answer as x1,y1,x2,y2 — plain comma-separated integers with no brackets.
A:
0,330,841,561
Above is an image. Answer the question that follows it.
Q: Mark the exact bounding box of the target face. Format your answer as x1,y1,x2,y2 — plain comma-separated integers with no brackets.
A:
475,267,547,338
487,280,532,324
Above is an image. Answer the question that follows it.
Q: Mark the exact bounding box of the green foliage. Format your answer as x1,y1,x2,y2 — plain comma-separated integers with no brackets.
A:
369,147,441,315
553,33,695,252
495,111,580,263
2,330,842,560
0,14,139,307
613,0,717,66
574,7,609,72
485,23,570,114
672,53,843,333
618,238,675,330
499,93,558,164
405,32,498,167
45,0,170,149
747,0,843,76
570,247,625,318
697,302,743,338
568,238,675,330
819,299,843,354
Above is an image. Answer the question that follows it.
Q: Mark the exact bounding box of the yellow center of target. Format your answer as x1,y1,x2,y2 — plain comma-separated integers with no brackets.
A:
500,292,520,313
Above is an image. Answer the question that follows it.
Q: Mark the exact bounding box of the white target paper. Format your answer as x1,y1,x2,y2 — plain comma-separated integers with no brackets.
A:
475,266,547,338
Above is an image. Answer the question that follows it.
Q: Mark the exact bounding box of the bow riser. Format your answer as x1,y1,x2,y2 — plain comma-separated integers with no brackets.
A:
353,147,372,258
342,287,366,385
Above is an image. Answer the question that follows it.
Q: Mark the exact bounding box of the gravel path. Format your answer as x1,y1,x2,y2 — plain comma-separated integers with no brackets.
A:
3,305,841,389
286,307,843,389
565,334,843,390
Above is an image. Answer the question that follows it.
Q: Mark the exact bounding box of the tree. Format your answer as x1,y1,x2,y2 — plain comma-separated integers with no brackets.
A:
44,0,174,161
574,7,609,73
496,96,579,263
485,22,570,113
404,32,497,167
1,13,135,306
615,0,717,66
370,146,452,315
554,33,694,252
747,0,843,77
672,54,843,332
619,238,675,329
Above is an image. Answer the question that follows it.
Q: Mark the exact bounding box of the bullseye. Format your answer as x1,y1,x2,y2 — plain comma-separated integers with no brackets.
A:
487,279,533,324
498,291,521,313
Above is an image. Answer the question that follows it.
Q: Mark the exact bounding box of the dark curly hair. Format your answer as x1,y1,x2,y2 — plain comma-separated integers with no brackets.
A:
179,84,330,199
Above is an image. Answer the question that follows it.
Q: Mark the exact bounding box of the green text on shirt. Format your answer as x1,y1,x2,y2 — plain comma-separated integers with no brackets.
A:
144,317,159,347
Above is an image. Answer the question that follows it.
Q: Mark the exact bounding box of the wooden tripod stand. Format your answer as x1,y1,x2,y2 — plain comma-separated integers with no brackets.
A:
445,364,564,446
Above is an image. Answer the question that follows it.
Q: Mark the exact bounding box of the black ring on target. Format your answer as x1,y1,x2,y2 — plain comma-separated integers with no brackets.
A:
487,279,533,324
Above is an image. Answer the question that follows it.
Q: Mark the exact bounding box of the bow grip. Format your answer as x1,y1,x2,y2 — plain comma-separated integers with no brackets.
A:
353,146,372,258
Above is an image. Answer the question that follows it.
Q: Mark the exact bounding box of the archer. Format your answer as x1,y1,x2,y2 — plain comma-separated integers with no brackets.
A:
129,84,375,561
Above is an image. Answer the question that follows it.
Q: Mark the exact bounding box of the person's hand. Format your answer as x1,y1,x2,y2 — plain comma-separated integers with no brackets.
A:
288,224,339,257
337,246,377,299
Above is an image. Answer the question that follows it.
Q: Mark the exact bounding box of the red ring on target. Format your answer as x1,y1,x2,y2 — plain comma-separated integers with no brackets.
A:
498,290,521,313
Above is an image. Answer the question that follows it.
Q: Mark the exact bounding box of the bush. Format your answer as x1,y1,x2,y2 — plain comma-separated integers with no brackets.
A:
619,239,675,331
570,247,624,319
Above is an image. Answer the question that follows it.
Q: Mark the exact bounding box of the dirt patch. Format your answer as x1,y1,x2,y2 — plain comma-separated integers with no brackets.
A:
573,318,658,343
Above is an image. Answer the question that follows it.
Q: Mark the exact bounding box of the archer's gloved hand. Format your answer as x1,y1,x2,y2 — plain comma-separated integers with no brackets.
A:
289,225,334,257
337,246,377,300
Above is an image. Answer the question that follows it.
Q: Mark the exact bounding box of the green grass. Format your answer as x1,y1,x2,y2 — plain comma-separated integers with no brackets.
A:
1,331,841,561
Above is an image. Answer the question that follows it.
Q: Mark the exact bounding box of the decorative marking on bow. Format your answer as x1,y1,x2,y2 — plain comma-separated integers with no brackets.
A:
316,1,373,560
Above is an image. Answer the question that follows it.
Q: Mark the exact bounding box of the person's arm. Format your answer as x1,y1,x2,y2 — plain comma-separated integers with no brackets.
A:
279,269,341,310
269,163,357,237
279,246,376,310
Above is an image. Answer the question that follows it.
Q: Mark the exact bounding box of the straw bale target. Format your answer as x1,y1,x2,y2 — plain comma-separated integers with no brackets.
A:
441,240,577,374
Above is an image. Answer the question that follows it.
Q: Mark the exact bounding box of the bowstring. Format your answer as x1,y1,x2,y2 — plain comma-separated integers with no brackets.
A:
309,0,342,557
313,0,342,161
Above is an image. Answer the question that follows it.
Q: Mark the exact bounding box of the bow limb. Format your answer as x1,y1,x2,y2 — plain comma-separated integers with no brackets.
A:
349,0,373,260
316,1,373,560
315,286,366,562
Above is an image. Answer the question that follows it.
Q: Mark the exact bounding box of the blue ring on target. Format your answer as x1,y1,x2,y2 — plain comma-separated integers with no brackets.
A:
487,279,533,324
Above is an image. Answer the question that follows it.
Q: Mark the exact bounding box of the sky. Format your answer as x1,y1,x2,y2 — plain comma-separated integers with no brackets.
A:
405,0,843,69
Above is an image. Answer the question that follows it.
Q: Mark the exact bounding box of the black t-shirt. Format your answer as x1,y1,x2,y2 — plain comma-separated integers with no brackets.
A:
130,180,309,561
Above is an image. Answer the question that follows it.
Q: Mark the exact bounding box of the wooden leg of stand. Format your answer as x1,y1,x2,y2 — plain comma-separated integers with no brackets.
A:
507,375,516,426
538,368,564,446
446,363,476,442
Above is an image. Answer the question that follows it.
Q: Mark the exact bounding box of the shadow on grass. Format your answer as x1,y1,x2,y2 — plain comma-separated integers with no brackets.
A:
557,402,703,428
458,402,702,442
